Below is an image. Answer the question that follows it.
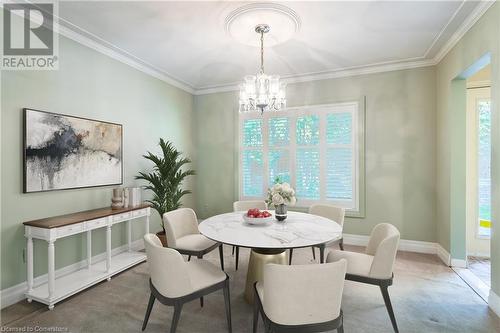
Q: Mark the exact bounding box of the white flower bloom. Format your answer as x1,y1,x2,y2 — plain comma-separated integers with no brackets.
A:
272,193,284,205
288,197,297,206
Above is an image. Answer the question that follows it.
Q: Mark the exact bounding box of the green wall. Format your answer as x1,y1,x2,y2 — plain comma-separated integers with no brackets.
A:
194,67,437,242
436,3,500,296
0,36,195,290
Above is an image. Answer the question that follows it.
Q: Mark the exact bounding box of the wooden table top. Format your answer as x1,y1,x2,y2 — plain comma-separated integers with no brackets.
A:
23,204,150,229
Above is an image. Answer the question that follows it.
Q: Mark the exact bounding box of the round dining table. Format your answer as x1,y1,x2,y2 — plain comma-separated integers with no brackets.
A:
199,211,342,303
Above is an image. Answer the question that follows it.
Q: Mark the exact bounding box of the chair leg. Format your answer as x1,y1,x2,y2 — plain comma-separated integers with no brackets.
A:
142,292,155,331
187,255,191,261
170,303,183,333
235,246,240,271
339,238,344,251
311,247,316,260
338,324,344,333
380,285,399,333
319,244,325,263
223,281,232,333
200,297,203,307
219,244,225,271
288,248,293,265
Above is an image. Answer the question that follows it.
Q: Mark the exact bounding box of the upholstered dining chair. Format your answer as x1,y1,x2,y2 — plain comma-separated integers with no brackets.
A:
232,200,267,270
142,234,232,333
289,204,345,265
253,259,347,333
327,223,400,333
164,208,224,270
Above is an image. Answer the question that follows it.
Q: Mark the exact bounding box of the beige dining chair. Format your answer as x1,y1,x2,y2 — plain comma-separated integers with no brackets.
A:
289,203,345,265
232,200,267,270
253,259,347,333
164,208,224,270
142,234,232,333
327,223,400,333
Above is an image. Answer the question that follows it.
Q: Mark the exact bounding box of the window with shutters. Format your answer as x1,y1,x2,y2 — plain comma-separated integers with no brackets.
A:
239,102,361,212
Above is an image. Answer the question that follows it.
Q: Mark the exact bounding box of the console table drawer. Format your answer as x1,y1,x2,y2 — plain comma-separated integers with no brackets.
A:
86,218,107,230
132,208,148,217
57,223,84,238
112,212,131,223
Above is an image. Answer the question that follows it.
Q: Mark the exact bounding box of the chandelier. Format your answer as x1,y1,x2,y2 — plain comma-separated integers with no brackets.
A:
239,24,286,114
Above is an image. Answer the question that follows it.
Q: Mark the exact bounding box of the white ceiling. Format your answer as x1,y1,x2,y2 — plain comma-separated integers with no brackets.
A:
57,1,487,93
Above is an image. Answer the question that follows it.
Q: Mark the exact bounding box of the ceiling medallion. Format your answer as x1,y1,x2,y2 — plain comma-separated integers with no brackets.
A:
226,3,299,114
225,3,301,47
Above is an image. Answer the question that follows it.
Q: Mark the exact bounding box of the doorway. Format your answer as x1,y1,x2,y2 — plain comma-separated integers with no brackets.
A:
460,64,492,300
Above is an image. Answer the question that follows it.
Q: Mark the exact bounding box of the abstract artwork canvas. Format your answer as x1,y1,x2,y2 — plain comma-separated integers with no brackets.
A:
23,108,123,192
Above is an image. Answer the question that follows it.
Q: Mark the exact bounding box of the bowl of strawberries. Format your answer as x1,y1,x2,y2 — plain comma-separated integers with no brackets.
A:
243,208,273,225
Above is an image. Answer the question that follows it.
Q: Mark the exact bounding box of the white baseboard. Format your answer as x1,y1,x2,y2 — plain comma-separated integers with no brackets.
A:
343,234,470,269
343,234,439,255
436,244,451,266
489,290,500,318
0,239,144,309
450,258,467,268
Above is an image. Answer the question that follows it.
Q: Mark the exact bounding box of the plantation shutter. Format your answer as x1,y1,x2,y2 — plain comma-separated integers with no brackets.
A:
326,113,354,201
239,102,359,211
268,117,291,185
295,115,320,199
242,119,263,197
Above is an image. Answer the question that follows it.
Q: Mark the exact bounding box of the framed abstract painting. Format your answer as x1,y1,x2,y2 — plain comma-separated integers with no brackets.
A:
23,108,123,193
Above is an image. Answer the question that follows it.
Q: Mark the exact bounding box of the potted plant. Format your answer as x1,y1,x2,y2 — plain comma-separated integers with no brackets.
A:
136,139,195,246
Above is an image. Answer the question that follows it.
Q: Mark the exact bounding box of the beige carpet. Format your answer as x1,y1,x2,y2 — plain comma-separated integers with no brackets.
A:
2,245,499,333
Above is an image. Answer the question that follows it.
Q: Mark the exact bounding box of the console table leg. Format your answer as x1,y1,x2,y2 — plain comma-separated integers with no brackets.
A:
48,240,55,301
87,230,92,269
27,235,34,297
145,215,150,234
106,225,112,275
127,220,132,252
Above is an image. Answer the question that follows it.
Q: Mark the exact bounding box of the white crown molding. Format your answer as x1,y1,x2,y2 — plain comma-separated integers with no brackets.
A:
433,0,495,64
18,0,495,95
193,58,434,95
57,22,195,94
422,0,465,59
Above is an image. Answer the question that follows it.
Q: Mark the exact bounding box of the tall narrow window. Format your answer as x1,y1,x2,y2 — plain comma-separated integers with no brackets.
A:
239,102,361,211
477,99,491,237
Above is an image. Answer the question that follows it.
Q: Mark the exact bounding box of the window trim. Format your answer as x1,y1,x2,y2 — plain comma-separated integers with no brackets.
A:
238,100,366,217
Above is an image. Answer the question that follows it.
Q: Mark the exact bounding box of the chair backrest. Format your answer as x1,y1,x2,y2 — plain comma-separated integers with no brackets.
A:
143,233,192,298
263,259,347,326
233,200,267,211
309,203,345,228
163,208,199,248
365,223,400,279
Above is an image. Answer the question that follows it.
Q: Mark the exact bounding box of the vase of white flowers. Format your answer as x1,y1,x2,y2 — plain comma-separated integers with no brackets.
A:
266,181,296,222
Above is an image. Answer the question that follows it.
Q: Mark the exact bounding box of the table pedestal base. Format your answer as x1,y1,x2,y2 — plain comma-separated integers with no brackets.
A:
244,248,287,303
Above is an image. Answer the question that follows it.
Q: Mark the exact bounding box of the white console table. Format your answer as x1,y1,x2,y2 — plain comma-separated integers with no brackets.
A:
23,204,151,309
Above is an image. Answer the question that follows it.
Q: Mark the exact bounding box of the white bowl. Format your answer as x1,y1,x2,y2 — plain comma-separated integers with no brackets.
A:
243,214,274,225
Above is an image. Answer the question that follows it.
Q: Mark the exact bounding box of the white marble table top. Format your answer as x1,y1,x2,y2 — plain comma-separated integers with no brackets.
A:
199,211,342,249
